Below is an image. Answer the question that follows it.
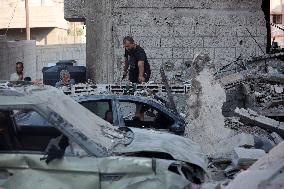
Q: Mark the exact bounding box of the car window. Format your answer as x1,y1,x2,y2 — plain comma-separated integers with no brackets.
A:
119,101,174,129
80,100,113,123
0,109,88,157
14,110,52,127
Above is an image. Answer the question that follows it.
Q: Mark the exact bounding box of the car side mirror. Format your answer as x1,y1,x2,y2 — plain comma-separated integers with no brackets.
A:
169,123,184,135
40,144,65,164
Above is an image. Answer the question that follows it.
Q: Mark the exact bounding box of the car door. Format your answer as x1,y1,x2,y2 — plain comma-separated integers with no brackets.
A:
0,108,100,189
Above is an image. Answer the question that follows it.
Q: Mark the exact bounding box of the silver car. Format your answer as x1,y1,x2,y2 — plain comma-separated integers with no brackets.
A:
0,84,206,189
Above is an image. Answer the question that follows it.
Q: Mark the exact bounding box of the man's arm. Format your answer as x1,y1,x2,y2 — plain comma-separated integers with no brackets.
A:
138,60,145,83
122,57,129,79
122,49,129,79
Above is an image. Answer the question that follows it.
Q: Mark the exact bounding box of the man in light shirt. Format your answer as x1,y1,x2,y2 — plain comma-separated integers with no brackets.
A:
10,62,24,81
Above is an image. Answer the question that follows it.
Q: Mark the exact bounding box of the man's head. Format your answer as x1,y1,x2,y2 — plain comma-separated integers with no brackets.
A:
60,69,71,84
15,62,24,75
123,36,136,51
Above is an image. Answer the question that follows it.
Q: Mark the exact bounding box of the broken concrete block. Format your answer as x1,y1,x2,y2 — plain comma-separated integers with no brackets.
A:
225,142,284,189
224,165,240,178
232,147,266,168
254,136,275,153
234,108,284,137
270,132,283,144
274,85,283,94
214,133,255,158
234,133,255,148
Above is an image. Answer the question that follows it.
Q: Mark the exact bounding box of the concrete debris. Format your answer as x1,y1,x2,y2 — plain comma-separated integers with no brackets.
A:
232,147,266,169
273,85,283,94
222,71,284,119
185,54,235,156
225,142,284,189
218,133,255,149
234,108,284,137
224,165,239,179
254,135,275,153
225,117,271,138
270,132,283,144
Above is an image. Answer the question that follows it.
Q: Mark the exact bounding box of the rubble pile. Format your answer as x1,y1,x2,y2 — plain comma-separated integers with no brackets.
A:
182,53,284,187
224,117,270,138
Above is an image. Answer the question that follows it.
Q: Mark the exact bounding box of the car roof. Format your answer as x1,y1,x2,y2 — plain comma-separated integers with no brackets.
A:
0,85,128,157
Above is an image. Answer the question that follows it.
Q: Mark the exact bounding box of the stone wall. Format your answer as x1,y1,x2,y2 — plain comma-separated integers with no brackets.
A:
65,0,268,83
64,0,86,21
112,0,267,83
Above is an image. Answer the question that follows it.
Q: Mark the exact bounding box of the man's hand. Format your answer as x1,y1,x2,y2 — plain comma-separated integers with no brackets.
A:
138,76,145,83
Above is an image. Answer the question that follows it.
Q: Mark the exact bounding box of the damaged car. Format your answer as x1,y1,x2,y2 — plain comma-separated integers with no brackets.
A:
74,95,186,135
0,85,206,189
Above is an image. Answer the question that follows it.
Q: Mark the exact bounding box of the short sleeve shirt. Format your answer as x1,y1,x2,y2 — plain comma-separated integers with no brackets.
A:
10,73,24,81
124,46,151,83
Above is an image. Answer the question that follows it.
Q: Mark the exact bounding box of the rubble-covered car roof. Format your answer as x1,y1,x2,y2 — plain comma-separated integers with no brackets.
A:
0,84,207,172
0,85,126,156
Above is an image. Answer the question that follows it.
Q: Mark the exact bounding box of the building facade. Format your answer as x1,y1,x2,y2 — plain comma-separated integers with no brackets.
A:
0,0,85,45
271,0,284,47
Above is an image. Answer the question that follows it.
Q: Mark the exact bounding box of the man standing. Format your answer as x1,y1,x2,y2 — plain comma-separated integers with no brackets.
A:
10,62,24,81
123,36,151,121
122,36,151,84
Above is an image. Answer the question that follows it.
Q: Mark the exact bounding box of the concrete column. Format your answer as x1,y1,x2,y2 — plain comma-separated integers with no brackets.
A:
86,0,114,83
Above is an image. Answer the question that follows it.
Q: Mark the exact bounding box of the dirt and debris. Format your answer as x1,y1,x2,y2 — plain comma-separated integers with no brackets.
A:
178,52,284,187
225,141,284,189
235,108,284,137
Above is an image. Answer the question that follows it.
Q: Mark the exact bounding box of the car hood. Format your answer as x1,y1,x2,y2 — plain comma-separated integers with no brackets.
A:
113,128,207,172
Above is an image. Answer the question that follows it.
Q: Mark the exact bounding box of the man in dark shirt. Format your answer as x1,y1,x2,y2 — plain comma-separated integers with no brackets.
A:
122,36,151,84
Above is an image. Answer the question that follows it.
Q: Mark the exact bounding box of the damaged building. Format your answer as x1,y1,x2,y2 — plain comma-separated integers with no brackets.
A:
0,0,283,188
62,0,284,187
64,0,270,83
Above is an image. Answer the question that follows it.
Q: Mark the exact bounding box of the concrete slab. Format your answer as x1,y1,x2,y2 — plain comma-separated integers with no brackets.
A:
225,142,284,189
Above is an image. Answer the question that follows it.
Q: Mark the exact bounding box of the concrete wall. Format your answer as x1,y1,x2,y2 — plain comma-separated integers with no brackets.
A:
0,41,86,80
36,44,86,79
65,0,268,83
0,40,36,80
64,0,86,21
